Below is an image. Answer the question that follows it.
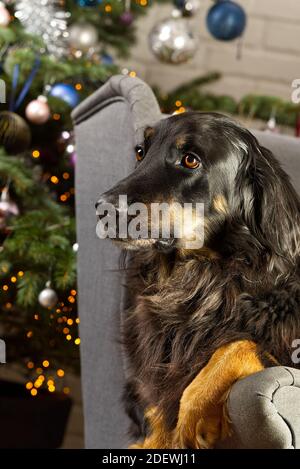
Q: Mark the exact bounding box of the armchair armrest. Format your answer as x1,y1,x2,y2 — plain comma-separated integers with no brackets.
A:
218,366,300,449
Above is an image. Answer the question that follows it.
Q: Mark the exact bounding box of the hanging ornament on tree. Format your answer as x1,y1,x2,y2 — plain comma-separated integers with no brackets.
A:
120,0,134,26
49,83,80,108
206,0,246,41
0,2,11,26
173,0,200,17
14,0,70,58
38,281,58,309
149,15,197,64
25,96,51,125
0,111,31,153
68,22,98,53
0,185,19,230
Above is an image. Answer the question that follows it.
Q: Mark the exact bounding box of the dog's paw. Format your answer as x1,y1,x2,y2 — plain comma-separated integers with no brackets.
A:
173,405,224,449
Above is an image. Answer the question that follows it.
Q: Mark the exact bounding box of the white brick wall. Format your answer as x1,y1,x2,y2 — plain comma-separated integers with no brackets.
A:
123,0,300,101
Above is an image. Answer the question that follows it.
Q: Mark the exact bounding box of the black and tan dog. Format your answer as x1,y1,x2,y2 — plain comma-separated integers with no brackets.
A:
96,112,300,449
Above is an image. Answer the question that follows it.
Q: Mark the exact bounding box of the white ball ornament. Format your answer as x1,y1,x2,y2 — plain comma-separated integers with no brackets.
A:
25,96,51,125
38,281,58,309
68,22,98,53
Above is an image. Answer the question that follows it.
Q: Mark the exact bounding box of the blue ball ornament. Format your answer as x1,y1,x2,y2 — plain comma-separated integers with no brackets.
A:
206,0,246,41
76,0,102,6
50,83,80,108
101,53,114,65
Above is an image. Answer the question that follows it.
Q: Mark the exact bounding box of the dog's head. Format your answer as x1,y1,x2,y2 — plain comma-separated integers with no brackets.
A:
96,112,300,268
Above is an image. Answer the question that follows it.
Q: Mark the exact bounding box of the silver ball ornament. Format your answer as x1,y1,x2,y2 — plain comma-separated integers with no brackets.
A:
149,17,197,64
25,96,51,125
38,281,58,309
68,22,98,52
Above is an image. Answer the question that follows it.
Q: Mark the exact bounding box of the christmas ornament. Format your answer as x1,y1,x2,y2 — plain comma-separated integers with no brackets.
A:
25,96,50,125
50,83,80,108
174,0,200,17
149,17,197,64
0,2,11,26
120,11,134,26
0,111,31,153
68,22,98,53
14,0,70,58
0,185,19,230
76,0,102,6
38,281,58,309
206,0,246,41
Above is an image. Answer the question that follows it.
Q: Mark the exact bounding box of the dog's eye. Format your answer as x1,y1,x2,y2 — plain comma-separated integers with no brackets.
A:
181,153,201,169
135,145,144,162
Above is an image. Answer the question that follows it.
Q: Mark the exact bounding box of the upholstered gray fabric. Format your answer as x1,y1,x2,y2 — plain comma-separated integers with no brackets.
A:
72,74,300,449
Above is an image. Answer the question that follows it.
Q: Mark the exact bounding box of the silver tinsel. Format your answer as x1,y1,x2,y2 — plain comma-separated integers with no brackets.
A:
14,0,70,58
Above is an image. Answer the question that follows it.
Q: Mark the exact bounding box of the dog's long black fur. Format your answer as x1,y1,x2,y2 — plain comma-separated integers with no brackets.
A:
97,112,300,439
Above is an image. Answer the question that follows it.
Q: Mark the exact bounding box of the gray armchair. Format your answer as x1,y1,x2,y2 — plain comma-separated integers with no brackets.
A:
72,75,300,449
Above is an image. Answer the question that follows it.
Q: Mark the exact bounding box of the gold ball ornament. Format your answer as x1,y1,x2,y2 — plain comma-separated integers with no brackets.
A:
0,111,31,154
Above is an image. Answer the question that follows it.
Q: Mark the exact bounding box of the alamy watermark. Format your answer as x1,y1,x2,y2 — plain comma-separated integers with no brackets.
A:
96,195,205,249
291,339,300,364
0,339,6,364
291,79,300,104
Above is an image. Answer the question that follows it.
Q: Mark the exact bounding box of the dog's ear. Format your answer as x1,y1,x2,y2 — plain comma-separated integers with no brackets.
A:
235,132,300,271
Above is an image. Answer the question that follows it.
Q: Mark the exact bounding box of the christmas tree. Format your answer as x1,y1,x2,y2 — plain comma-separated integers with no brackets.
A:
0,0,172,397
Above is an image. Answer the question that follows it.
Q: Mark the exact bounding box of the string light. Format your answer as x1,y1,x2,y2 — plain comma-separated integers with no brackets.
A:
27,331,33,338
50,176,59,184
27,361,34,369
63,327,70,334
63,172,70,180
75,338,81,345
11,276,17,283
31,389,38,396
140,0,147,5
105,4,112,12
36,367,43,375
63,387,70,395
32,150,40,159
2,285,8,291
75,83,82,91
26,382,33,390
175,100,182,107
68,296,75,304
34,314,39,320
66,334,72,341
47,379,54,386
70,289,77,296
129,71,137,78
5,302,12,309
53,113,61,121
57,369,65,377
76,318,80,324
42,360,50,368
18,271,24,277
60,194,67,202
48,384,55,393
67,319,73,326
